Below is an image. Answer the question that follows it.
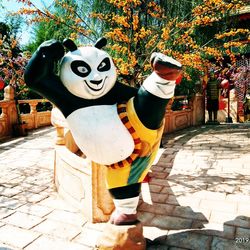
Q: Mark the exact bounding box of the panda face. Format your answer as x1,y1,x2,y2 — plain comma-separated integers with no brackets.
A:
59,47,117,99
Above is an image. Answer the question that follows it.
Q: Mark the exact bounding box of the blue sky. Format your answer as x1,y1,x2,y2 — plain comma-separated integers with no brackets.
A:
0,0,54,45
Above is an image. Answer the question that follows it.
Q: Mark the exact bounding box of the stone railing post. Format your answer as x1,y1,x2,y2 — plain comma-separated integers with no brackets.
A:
51,107,114,222
3,85,18,134
192,93,205,125
29,101,38,128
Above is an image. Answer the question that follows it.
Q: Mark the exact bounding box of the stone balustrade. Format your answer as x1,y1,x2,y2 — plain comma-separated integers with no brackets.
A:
0,86,52,140
164,93,205,134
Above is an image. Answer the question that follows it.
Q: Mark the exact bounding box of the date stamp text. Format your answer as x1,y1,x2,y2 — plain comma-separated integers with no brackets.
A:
235,237,249,244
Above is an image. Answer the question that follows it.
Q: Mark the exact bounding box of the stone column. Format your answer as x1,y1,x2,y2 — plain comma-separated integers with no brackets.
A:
3,85,18,136
192,93,205,125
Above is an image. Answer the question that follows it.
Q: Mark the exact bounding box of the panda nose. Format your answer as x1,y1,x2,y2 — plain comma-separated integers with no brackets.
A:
90,79,102,85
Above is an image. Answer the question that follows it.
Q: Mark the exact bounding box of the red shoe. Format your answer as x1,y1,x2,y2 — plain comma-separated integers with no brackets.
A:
109,212,139,225
151,52,182,81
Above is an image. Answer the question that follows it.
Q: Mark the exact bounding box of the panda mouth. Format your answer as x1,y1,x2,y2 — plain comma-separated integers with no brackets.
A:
84,77,107,91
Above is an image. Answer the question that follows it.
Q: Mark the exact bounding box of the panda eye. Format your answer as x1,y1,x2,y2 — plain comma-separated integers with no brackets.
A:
97,57,111,72
77,66,88,74
71,60,91,77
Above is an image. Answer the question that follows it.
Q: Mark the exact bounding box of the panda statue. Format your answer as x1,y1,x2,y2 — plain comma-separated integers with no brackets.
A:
24,38,182,226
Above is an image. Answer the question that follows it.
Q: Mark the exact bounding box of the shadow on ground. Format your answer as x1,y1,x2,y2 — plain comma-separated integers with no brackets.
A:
146,216,250,250
137,124,250,249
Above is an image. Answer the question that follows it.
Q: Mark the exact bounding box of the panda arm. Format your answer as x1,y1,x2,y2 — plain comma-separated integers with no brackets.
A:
115,82,138,101
24,40,70,110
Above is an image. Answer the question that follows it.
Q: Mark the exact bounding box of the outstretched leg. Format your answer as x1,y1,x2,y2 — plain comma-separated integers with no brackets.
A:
134,53,182,130
106,53,182,226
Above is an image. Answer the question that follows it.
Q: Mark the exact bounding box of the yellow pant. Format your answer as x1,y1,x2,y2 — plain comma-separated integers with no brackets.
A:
106,98,164,189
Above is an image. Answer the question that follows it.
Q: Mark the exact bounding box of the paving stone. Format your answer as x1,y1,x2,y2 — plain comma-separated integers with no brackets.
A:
225,216,250,229
150,215,192,230
200,199,237,213
150,178,171,187
0,186,23,198
143,226,169,241
235,227,250,238
2,211,45,229
176,196,201,208
138,212,156,225
83,221,106,232
0,207,15,219
210,211,239,224
0,242,21,250
37,196,79,213
193,223,236,239
151,166,165,172
193,190,226,201
0,196,26,209
237,203,250,216
150,171,169,179
207,183,237,194
226,194,250,203
32,218,81,240
167,184,196,196
12,191,49,203
17,183,48,194
165,231,212,250
24,235,92,250
138,202,175,216
151,193,168,203
44,209,86,226
148,184,163,193
161,186,173,194
72,226,102,247
171,206,208,221
17,204,53,217
0,224,40,249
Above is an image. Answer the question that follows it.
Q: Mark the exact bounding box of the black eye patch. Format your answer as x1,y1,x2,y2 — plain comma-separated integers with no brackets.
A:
71,60,91,77
97,57,111,72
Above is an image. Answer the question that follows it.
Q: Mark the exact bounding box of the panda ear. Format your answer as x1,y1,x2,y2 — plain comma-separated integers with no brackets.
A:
94,37,107,49
63,39,77,52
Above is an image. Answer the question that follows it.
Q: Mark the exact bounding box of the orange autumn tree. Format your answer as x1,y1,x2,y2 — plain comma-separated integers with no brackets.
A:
15,0,249,89
91,0,249,87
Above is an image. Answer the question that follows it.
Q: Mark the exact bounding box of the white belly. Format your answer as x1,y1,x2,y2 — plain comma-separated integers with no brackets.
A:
66,104,135,165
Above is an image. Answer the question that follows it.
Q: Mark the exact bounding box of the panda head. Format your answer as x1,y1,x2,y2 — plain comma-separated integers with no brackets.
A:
59,38,117,100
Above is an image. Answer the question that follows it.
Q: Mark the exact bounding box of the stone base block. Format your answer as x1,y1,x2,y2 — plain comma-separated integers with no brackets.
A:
96,222,146,250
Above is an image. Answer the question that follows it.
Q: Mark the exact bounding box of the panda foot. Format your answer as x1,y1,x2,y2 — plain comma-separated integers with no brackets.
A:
109,212,139,225
150,52,182,81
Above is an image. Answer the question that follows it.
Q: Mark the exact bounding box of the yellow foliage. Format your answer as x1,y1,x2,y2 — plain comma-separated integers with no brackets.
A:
134,27,152,43
215,29,249,39
132,14,139,31
161,27,170,40
106,28,130,43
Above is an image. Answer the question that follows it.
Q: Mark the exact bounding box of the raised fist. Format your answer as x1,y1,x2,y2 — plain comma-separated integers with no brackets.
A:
38,39,65,61
150,52,182,81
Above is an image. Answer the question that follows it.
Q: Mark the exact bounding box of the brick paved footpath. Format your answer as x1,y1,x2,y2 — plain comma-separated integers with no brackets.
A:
0,124,249,250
